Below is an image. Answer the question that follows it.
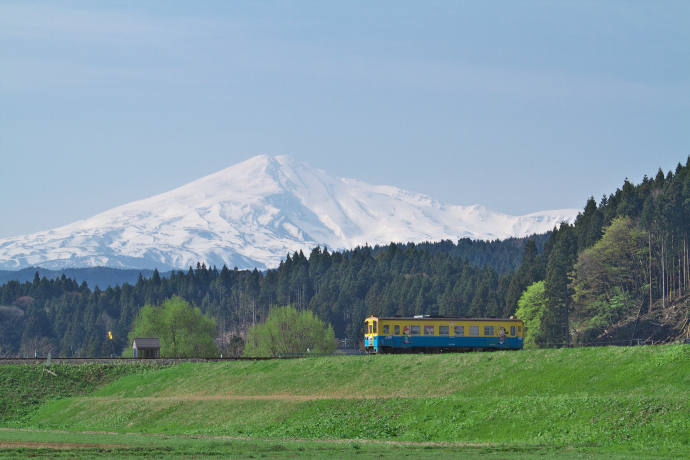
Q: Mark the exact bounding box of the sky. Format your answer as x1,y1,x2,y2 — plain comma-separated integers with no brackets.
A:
0,1,688,240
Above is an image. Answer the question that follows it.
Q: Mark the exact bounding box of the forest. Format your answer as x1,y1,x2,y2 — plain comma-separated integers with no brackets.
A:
0,159,687,357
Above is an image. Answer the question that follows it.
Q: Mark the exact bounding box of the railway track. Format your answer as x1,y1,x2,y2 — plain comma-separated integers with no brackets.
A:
0,349,365,365
0,356,283,365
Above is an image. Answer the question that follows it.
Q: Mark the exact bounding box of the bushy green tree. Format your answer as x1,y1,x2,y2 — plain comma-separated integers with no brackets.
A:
514,281,547,349
572,217,647,300
244,306,336,357
226,335,245,358
570,217,647,342
126,296,218,358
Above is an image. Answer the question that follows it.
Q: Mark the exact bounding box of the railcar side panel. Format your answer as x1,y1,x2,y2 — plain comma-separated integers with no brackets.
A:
364,316,524,353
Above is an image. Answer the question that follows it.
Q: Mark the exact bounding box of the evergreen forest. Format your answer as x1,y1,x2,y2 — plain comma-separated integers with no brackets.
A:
0,160,688,357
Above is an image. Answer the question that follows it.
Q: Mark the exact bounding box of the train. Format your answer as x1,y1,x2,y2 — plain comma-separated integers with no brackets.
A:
364,315,524,353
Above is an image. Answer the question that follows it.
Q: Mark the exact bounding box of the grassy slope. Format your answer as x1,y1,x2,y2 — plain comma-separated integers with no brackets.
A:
3,346,690,454
0,363,161,424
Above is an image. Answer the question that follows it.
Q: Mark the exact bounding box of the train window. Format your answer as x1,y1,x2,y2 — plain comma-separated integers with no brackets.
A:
469,326,479,336
484,326,494,336
394,325,400,335
439,325,449,335
454,325,464,336
410,325,420,335
383,325,389,334
369,324,372,334
424,325,434,335
518,326,522,333
510,326,515,336
373,321,377,333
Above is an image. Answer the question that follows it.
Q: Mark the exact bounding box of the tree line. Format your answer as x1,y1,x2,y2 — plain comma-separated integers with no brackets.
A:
0,244,523,357
515,162,690,346
0,158,688,356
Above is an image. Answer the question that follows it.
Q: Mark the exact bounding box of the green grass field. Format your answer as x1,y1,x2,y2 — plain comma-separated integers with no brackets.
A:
0,429,687,460
1,345,689,459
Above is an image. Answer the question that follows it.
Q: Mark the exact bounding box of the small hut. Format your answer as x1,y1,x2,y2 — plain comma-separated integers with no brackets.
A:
132,337,161,358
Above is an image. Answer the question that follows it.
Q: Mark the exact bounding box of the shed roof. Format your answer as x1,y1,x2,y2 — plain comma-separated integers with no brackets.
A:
132,337,161,349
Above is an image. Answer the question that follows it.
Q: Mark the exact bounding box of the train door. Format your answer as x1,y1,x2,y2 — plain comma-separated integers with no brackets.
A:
364,320,371,349
380,323,390,349
394,324,401,347
371,320,376,349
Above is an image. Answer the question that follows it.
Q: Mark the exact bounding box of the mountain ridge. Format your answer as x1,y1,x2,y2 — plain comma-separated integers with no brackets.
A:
0,155,579,271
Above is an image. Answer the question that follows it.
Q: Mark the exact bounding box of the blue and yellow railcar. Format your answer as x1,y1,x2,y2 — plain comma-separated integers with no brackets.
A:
364,315,524,353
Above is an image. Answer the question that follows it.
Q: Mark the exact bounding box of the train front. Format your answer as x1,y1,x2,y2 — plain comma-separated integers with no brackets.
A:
363,316,381,353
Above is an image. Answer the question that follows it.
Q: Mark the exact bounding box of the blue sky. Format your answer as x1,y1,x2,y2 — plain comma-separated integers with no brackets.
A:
1,1,688,240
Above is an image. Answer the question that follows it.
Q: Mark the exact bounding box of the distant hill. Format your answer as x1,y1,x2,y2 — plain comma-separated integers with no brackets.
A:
0,267,172,289
0,233,548,289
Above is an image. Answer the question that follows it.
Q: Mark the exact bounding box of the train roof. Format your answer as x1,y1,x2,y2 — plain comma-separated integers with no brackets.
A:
366,315,522,322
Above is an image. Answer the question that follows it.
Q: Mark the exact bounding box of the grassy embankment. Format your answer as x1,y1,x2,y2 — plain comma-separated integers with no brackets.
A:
0,362,160,423
1,345,689,458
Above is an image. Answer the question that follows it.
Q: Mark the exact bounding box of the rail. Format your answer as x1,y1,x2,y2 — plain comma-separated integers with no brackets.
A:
0,353,368,365
1,341,682,365
0,357,283,365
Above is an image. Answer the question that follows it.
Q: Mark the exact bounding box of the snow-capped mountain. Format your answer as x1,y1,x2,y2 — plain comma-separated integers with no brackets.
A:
0,155,579,271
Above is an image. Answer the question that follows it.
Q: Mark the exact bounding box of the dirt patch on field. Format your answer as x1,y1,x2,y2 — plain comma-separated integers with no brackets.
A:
0,428,494,448
90,394,378,402
0,441,123,449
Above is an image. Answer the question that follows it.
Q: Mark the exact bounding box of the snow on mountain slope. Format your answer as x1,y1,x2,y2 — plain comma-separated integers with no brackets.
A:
0,155,580,271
